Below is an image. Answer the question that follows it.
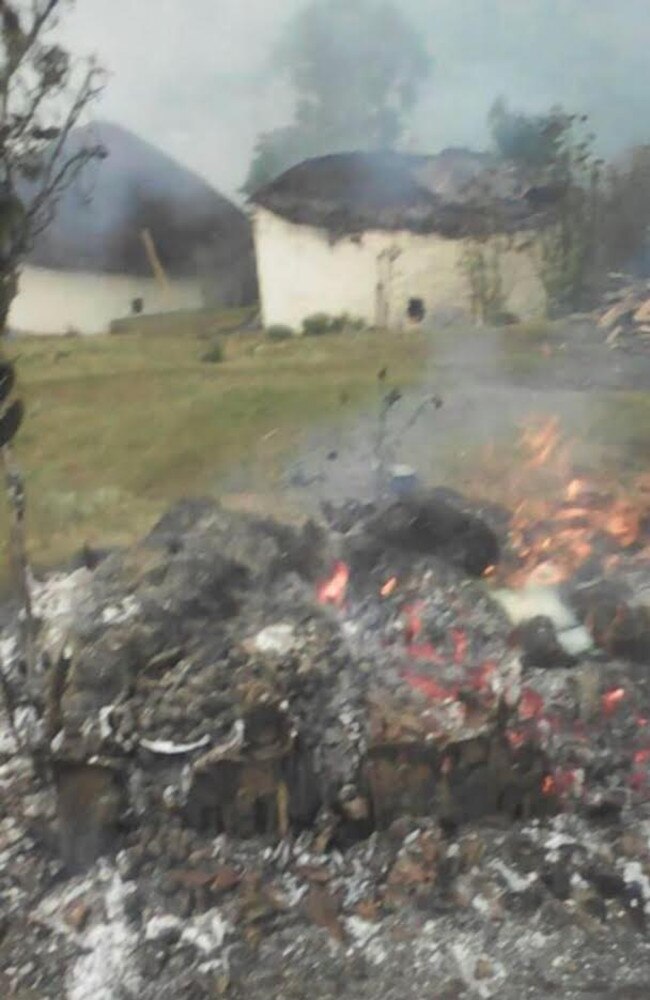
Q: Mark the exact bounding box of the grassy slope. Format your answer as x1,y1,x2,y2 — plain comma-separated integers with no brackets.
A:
2,313,648,582
4,324,429,575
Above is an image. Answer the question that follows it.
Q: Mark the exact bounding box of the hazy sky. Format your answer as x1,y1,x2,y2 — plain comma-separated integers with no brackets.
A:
60,0,650,201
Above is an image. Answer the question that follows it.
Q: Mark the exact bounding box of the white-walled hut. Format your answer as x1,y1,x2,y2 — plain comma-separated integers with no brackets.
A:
250,149,551,331
10,122,257,335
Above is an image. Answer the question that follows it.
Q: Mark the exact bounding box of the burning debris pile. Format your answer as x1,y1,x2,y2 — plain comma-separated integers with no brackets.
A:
1,425,650,998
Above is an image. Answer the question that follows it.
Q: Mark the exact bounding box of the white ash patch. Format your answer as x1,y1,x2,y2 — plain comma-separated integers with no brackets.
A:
251,623,296,655
413,919,445,965
449,936,506,998
277,872,309,909
180,908,230,955
0,815,30,880
145,913,182,943
487,651,522,705
622,861,650,916
31,568,92,626
66,866,141,1000
493,584,577,630
0,634,18,671
30,568,93,660
491,858,538,894
493,583,593,655
0,750,31,794
12,703,44,747
100,596,140,626
345,916,388,966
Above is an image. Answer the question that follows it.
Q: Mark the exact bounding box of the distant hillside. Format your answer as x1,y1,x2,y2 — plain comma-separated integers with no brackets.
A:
27,122,253,283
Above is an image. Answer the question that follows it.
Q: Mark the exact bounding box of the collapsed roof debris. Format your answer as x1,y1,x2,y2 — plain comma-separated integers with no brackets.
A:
1,481,650,998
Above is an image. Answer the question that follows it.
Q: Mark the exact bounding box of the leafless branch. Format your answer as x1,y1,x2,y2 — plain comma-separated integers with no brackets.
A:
36,61,104,191
0,0,62,87
0,2,105,711
25,141,102,242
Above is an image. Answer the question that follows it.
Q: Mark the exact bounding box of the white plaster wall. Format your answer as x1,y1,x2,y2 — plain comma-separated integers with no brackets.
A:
252,207,547,330
9,266,204,335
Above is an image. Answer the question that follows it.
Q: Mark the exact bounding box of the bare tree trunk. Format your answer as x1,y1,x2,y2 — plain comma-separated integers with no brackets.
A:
2,443,37,689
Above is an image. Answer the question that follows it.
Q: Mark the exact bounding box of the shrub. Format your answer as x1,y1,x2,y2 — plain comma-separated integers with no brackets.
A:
347,316,367,332
200,340,225,364
266,324,294,341
303,313,334,336
302,313,366,336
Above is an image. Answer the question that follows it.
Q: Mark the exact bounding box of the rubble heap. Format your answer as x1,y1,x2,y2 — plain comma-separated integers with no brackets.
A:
1,490,650,999
595,273,650,348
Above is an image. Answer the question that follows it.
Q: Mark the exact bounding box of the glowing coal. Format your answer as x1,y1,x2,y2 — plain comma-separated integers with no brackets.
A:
602,687,626,716
380,576,398,598
316,560,349,607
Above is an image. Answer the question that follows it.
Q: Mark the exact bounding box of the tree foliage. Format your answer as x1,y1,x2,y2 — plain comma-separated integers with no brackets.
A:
244,0,431,194
489,98,605,313
488,98,581,177
0,0,106,327
601,145,650,274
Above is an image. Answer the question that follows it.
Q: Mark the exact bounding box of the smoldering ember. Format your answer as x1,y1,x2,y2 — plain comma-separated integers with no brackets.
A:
1,411,650,1000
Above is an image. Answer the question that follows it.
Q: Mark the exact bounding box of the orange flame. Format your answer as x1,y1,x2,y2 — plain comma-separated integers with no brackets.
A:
541,774,556,796
403,670,457,702
541,769,578,798
317,561,349,607
466,415,648,588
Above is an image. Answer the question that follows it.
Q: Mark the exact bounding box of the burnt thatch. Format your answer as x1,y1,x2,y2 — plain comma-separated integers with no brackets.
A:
28,122,257,303
250,149,555,240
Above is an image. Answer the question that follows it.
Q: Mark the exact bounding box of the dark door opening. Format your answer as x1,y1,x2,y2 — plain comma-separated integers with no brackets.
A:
407,297,425,323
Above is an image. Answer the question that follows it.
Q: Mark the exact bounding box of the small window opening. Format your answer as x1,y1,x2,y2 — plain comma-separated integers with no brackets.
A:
407,298,425,323
131,297,144,316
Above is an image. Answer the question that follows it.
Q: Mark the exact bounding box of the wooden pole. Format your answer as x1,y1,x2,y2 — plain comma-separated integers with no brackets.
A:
140,228,171,293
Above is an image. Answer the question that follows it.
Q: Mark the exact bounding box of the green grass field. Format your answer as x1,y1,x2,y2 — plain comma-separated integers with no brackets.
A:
1,312,648,584
3,320,430,576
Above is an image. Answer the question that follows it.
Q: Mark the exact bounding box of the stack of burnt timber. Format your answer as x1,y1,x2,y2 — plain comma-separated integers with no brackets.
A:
596,273,650,346
0,495,546,870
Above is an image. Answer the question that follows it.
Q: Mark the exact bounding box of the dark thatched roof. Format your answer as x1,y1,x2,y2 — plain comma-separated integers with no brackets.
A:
250,149,555,240
29,122,252,278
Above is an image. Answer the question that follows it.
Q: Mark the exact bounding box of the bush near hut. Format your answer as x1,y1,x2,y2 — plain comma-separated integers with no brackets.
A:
266,324,295,341
302,313,366,336
200,339,225,364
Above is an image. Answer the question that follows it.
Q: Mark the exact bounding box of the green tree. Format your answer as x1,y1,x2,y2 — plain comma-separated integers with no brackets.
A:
601,146,650,273
244,0,431,194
